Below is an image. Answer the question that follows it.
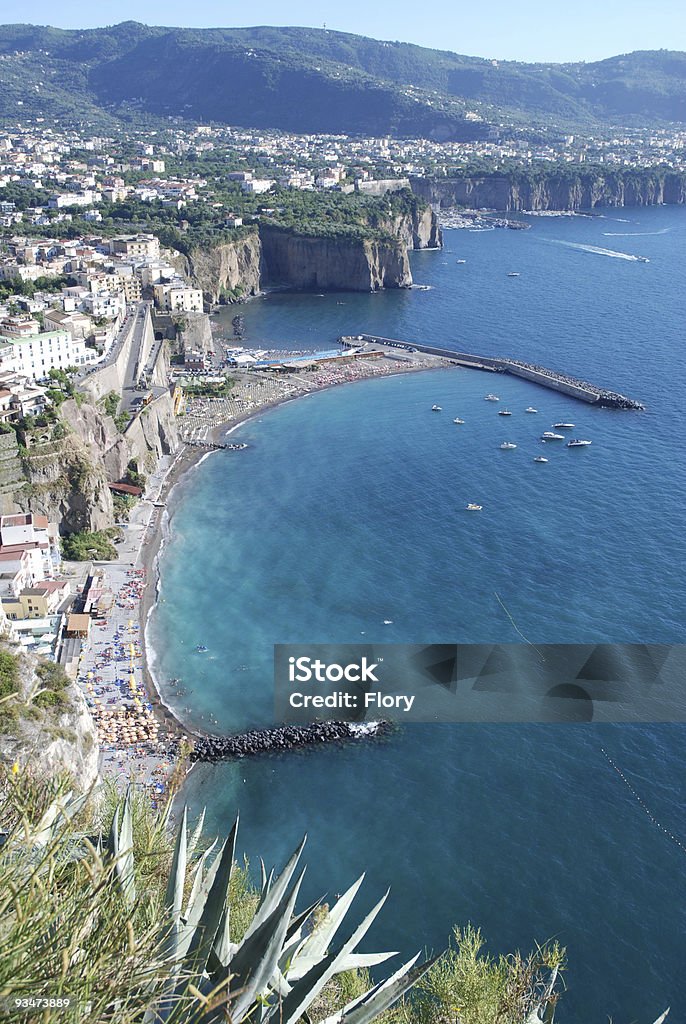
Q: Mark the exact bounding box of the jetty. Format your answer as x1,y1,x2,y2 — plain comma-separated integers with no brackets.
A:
185,720,389,762
340,335,644,409
183,439,248,451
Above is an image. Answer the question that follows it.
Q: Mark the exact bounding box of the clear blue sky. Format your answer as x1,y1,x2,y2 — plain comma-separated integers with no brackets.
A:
2,0,685,63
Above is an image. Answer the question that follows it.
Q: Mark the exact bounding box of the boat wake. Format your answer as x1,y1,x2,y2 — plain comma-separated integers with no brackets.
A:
602,229,671,237
549,240,649,261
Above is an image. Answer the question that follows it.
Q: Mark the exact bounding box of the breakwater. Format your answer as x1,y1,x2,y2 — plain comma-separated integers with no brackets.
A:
186,721,389,762
342,335,644,409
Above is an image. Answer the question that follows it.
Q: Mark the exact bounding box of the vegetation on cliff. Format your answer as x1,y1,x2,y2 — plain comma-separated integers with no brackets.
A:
0,777,579,1024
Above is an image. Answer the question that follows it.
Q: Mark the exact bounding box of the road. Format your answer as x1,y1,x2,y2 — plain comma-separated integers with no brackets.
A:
119,302,167,414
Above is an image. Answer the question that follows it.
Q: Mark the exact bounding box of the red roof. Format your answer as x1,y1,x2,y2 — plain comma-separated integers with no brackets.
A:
108,482,143,496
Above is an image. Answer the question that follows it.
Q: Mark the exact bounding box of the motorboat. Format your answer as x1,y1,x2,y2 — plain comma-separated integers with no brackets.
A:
453,417,465,424
498,409,512,416
466,503,483,511
567,439,592,447
534,456,549,462
500,442,517,449
541,432,565,440
431,404,442,411
525,407,538,413
484,394,500,401
553,422,575,429
507,272,520,277
456,259,467,264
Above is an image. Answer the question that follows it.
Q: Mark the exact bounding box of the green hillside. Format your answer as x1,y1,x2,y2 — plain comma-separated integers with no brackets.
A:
0,22,684,134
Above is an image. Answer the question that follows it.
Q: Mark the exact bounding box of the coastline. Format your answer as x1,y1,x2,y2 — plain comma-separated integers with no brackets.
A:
81,350,457,797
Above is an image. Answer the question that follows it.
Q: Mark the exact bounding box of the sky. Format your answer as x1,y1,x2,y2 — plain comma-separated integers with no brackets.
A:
1,0,685,63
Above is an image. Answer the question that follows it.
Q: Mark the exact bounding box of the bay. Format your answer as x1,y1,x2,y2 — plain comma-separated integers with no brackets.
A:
150,207,686,1022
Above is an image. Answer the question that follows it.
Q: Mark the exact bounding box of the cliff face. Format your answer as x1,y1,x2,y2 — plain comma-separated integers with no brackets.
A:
411,171,686,212
0,649,100,793
259,227,412,291
184,231,262,305
17,432,115,534
61,392,179,483
182,205,441,299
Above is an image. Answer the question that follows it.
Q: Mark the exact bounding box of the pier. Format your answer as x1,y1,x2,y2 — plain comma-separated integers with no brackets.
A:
340,335,644,409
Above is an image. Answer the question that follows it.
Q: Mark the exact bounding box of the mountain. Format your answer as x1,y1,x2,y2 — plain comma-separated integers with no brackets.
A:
0,22,685,136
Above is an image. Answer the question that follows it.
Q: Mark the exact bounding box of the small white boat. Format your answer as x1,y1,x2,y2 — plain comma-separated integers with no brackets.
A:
466,503,482,511
554,422,575,429
431,404,442,411
567,439,592,447
498,409,512,416
500,442,517,450
507,272,520,277
456,259,467,264
453,417,465,424
485,394,500,401
525,407,538,413
534,456,548,462
541,432,565,440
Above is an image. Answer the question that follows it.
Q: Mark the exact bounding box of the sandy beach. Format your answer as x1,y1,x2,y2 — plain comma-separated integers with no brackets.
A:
73,349,454,799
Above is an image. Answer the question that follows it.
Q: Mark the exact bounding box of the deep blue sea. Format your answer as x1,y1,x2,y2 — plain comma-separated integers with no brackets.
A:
149,208,686,1023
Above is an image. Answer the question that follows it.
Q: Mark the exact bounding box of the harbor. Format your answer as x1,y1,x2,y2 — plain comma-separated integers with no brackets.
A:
340,335,645,409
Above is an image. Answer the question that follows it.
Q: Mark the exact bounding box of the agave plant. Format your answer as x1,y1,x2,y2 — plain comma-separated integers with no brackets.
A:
103,787,435,1023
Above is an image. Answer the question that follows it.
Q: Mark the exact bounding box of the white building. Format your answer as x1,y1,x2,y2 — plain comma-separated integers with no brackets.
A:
153,283,203,313
0,329,95,379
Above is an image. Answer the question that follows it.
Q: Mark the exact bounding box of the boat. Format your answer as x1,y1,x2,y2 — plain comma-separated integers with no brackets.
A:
456,259,467,264
498,409,512,416
196,645,208,653
636,256,649,263
534,456,549,462
453,417,465,424
554,422,575,429
431,404,442,411
525,407,538,413
466,503,482,511
500,442,517,449
507,272,520,277
484,394,500,401
541,432,565,440
567,439,592,447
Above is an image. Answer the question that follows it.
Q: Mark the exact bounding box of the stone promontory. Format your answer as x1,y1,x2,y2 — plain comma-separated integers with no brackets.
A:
179,197,442,304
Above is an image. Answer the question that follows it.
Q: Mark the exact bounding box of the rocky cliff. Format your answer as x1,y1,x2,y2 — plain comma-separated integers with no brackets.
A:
61,391,179,483
0,647,100,792
411,170,686,212
182,231,262,305
259,226,412,291
182,204,441,299
16,431,115,534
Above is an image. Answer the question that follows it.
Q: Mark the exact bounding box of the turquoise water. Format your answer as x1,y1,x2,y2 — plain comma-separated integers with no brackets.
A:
150,208,686,1022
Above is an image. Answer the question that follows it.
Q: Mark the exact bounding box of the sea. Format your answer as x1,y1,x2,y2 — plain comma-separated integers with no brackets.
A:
148,207,686,1023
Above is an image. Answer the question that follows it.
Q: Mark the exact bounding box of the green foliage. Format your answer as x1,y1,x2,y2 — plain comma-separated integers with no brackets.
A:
101,391,121,418
114,411,131,433
36,661,70,691
61,528,119,562
408,926,564,1024
112,492,138,522
183,375,236,398
124,459,146,490
0,649,20,699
